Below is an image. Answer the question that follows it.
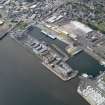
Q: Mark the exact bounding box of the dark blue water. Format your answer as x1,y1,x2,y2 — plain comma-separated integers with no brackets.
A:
67,51,105,77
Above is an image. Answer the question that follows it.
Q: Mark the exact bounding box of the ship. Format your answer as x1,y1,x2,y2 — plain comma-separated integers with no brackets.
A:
41,30,56,40
100,60,105,67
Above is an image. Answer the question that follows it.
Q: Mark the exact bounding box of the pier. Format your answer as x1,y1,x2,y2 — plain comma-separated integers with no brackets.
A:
0,21,22,40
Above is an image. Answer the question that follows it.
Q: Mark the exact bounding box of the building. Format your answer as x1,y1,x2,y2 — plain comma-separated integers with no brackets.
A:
77,73,105,105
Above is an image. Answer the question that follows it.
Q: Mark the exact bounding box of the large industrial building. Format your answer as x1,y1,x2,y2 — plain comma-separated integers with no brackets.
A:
78,73,105,105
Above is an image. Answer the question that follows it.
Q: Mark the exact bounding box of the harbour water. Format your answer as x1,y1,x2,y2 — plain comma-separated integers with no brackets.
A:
0,27,105,105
